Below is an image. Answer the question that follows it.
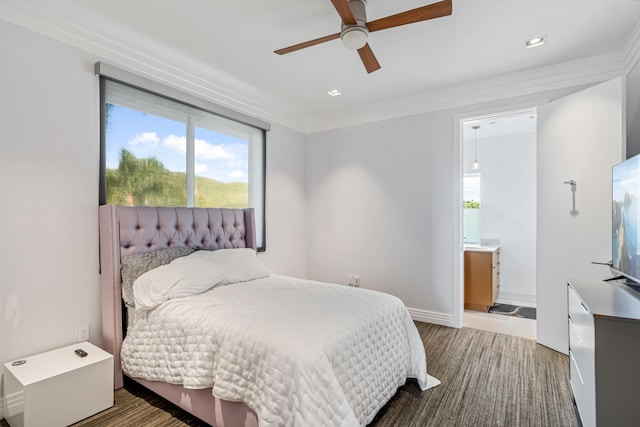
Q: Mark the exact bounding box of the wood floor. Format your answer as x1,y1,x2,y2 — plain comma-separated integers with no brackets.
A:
1,322,579,427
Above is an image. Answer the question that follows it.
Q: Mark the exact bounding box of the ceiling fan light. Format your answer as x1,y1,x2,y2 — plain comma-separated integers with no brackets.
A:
341,27,368,50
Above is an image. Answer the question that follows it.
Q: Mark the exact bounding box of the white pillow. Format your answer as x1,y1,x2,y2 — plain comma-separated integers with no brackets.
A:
191,248,270,285
133,254,225,312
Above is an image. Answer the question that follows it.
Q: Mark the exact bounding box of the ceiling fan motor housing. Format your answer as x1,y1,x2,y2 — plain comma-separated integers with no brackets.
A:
341,0,369,49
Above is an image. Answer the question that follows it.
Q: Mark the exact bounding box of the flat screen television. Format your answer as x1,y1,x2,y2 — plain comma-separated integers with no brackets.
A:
612,153,640,287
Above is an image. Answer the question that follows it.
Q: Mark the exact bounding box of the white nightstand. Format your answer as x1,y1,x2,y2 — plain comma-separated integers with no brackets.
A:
3,341,113,427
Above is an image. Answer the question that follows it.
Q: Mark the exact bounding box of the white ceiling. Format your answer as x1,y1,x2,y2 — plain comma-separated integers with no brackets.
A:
463,109,537,141
3,0,640,132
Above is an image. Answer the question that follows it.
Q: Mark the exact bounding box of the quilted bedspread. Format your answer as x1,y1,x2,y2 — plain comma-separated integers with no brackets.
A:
121,275,431,426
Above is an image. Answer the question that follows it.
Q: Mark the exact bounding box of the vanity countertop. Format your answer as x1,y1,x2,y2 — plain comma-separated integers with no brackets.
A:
464,244,500,253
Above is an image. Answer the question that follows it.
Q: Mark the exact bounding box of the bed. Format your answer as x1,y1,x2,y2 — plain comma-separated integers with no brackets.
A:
99,205,437,426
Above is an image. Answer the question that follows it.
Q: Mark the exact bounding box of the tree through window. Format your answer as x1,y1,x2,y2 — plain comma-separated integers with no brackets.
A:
100,78,266,249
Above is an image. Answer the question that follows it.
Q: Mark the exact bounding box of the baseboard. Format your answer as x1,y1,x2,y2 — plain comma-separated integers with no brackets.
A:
0,371,4,420
496,291,536,308
407,307,456,328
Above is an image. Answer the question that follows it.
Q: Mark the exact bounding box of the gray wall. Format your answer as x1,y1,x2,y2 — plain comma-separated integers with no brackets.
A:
627,58,640,158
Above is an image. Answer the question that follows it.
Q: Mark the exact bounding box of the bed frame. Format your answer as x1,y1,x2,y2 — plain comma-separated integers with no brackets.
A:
99,205,259,427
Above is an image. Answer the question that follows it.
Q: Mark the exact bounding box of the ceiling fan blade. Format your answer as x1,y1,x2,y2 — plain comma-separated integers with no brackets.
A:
357,43,381,73
367,0,452,33
274,33,341,55
330,0,357,25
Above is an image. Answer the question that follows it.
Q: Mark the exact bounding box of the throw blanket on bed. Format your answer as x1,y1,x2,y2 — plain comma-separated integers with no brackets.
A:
121,275,430,426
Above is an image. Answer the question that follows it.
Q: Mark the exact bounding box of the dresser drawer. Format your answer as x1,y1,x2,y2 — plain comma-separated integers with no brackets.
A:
568,316,582,361
568,284,592,341
567,283,596,427
569,349,595,427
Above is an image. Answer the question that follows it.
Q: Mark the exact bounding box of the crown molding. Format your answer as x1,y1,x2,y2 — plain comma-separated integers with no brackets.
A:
0,0,307,131
306,51,627,132
0,0,635,134
623,9,640,74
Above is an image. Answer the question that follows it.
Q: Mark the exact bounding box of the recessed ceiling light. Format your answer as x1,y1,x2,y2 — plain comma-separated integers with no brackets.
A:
526,36,546,49
328,89,342,97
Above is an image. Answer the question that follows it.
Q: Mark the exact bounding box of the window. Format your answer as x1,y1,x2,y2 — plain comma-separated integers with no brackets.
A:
98,69,267,249
463,174,481,244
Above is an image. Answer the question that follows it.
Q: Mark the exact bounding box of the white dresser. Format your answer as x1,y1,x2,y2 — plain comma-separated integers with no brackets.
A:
3,341,113,427
567,279,640,427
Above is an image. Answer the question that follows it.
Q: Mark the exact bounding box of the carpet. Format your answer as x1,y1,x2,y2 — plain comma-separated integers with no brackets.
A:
23,322,577,427
488,303,536,319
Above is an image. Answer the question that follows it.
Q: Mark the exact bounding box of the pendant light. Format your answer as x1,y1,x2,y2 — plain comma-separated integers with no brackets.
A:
472,125,480,170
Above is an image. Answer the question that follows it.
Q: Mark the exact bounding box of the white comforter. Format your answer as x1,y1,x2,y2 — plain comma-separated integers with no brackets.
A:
121,275,430,426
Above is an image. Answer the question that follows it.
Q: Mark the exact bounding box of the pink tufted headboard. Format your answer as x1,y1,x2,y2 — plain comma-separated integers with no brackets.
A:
98,205,256,388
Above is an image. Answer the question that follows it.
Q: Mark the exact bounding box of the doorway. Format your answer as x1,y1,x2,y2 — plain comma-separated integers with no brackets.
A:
460,109,537,339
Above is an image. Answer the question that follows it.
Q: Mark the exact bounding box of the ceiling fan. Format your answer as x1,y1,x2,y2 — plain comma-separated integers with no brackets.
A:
274,0,453,74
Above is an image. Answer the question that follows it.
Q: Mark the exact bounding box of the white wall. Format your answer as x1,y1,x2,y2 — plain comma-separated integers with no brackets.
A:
463,132,537,305
306,86,599,326
307,112,456,320
258,123,308,278
0,19,307,397
1,19,101,364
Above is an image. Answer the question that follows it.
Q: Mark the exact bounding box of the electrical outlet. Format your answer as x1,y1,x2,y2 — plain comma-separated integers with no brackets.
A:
77,324,90,342
354,275,360,287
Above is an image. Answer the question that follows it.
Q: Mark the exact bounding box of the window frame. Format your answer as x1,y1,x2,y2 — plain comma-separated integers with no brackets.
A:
97,64,267,251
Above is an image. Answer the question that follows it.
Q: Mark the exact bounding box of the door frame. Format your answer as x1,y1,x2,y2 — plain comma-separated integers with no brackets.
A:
453,104,539,328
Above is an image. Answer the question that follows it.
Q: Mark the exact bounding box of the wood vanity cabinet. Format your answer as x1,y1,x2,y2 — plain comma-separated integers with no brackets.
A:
464,247,500,312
